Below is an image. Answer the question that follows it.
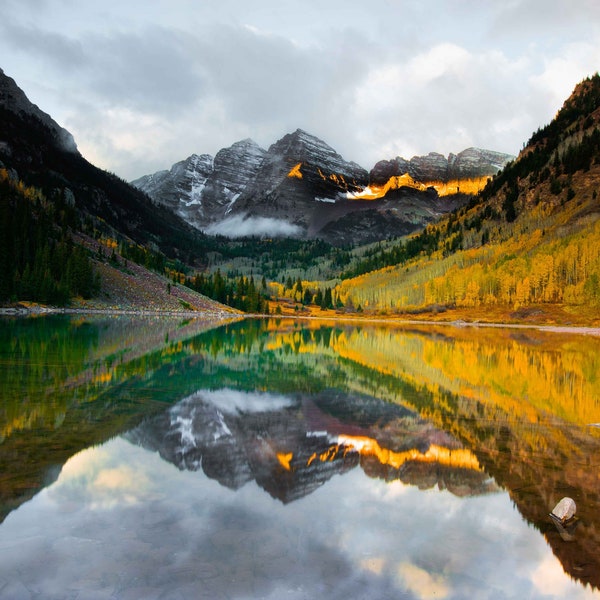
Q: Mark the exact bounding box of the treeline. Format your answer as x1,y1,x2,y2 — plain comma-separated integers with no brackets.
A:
0,170,98,305
207,236,347,282
187,271,269,313
422,220,600,309
269,278,348,311
119,240,168,273
340,228,441,279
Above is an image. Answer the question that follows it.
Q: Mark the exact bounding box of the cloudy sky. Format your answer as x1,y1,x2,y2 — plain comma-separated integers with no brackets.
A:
1,0,599,180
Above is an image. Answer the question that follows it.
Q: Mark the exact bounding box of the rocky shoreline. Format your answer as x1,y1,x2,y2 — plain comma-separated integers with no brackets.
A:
0,305,238,320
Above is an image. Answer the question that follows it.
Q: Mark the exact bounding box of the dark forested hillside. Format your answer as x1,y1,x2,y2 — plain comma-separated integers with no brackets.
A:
0,106,209,263
0,169,97,304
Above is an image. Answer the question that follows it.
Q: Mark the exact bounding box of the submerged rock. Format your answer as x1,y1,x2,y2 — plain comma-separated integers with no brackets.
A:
549,497,579,542
551,497,577,523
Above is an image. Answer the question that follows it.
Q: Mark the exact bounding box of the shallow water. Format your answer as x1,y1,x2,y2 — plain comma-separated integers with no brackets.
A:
1,315,599,599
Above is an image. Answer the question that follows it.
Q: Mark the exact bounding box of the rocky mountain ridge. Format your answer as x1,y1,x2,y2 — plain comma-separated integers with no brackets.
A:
0,67,77,154
369,147,513,185
133,130,512,245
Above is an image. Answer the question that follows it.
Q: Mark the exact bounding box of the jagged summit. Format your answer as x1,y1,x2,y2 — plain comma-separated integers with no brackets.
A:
0,68,77,154
132,129,371,240
268,128,365,175
370,147,514,186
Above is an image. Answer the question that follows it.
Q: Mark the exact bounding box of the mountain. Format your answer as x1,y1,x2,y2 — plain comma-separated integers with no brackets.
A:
133,129,512,245
229,129,369,230
0,67,231,311
0,67,77,155
334,74,600,319
132,139,267,229
125,388,496,503
133,129,374,243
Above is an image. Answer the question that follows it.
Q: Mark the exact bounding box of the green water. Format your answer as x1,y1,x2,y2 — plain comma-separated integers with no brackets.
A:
0,315,599,599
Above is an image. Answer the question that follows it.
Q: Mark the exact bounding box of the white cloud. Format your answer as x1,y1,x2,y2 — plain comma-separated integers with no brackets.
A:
197,389,296,414
396,562,451,600
531,41,600,116
205,214,302,238
531,553,578,597
350,43,542,163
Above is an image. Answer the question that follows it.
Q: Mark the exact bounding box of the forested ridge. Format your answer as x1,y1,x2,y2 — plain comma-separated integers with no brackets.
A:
333,74,600,315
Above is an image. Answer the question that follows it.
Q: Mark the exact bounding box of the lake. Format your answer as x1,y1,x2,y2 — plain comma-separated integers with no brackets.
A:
1,315,599,599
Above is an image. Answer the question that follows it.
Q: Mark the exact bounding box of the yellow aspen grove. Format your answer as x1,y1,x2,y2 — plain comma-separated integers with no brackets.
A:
463,280,481,307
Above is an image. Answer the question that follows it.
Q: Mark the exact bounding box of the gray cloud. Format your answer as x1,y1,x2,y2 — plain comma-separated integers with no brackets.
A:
0,19,86,69
490,0,600,40
198,26,321,123
0,1,599,180
88,27,205,113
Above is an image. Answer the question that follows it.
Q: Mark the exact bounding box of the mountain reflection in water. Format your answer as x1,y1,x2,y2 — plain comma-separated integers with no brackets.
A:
0,315,600,598
125,389,498,503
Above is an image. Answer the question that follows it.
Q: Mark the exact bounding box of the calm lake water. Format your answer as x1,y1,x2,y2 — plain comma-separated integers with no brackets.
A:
1,315,600,599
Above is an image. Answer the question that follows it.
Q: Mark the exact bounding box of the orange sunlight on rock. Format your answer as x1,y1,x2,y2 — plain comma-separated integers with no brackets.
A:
347,174,491,200
287,163,303,179
337,435,482,471
277,451,293,470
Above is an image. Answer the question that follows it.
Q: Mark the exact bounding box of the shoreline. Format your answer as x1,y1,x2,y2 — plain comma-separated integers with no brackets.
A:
3,305,600,337
252,312,600,337
0,305,240,320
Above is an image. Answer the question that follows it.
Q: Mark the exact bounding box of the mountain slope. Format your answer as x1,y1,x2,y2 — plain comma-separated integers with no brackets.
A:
0,67,231,312
0,68,210,262
132,139,269,229
131,153,214,227
335,74,600,319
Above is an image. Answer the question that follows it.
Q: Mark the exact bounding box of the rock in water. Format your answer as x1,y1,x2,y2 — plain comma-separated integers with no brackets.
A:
550,497,577,523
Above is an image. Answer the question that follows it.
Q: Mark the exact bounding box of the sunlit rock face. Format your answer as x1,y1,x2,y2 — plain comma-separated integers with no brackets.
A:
370,147,514,190
231,129,369,229
0,68,78,154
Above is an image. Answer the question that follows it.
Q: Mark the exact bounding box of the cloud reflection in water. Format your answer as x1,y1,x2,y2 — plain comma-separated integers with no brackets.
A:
0,388,597,599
